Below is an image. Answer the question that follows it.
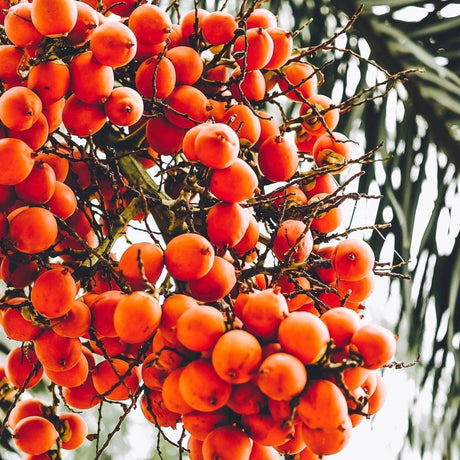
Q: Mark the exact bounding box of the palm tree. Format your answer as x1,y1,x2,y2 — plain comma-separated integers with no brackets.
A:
0,1,458,459
264,0,459,457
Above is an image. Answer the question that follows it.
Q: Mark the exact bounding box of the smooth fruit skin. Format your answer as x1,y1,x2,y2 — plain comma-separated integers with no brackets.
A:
104,87,144,127
31,267,77,318
13,416,58,455
59,412,88,449
27,60,70,104
31,0,78,37
179,359,232,412
166,46,203,85
272,220,313,263
2,307,42,341
257,352,307,401
70,51,114,104
241,289,289,341
201,11,238,45
249,442,280,460
333,238,375,281
182,409,231,441
161,368,194,414
118,242,163,290
258,135,299,182
0,87,42,131
188,256,236,302
301,417,352,456
92,358,140,401
278,62,318,102
209,158,258,202
34,329,82,372
278,312,330,364
0,138,34,186
44,353,89,388
222,104,261,147
4,3,43,48
202,425,252,460
367,373,387,414
211,329,263,384
9,113,50,151
320,307,361,348
297,380,349,431
141,389,181,428
128,4,172,46
176,305,225,352
195,123,240,169
62,376,100,410
350,324,397,369
309,192,344,234
206,202,250,248
7,399,46,431
265,27,293,69
113,292,162,343
169,68,211,112
135,55,176,99
67,1,99,47
164,233,215,281
8,207,58,254
90,21,137,68
146,116,185,156
4,347,43,389
62,94,107,137
312,132,353,172
233,27,274,71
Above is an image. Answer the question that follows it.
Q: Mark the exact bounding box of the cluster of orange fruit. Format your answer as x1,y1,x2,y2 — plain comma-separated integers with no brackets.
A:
0,0,399,459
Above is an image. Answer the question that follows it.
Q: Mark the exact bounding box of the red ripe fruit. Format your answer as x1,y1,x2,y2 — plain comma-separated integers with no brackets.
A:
241,288,289,340
209,158,258,202
128,4,172,46
135,55,176,99
350,324,397,369
164,85,212,129
258,135,299,182
272,220,313,263
312,132,353,172
31,267,77,318
165,233,215,282
333,239,375,281
166,46,203,86
31,0,78,37
278,62,318,102
90,21,137,68
13,416,58,455
0,87,42,131
118,242,163,290
146,116,186,156
233,28,274,71
206,202,251,248
8,207,58,254
0,138,34,186
195,123,240,169
15,161,56,204
278,312,330,364
201,11,238,45
188,256,236,303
